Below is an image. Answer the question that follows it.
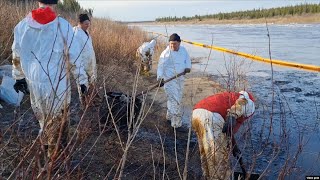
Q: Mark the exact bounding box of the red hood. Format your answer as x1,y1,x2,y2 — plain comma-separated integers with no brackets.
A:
32,7,56,25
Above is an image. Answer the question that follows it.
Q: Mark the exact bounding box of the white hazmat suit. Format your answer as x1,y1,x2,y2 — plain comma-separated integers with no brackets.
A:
137,39,156,75
157,46,191,128
73,26,97,97
12,12,88,156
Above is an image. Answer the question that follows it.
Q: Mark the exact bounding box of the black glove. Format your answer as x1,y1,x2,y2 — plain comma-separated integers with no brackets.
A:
80,84,87,95
184,68,191,74
158,78,164,87
13,78,29,94
222,115,236,137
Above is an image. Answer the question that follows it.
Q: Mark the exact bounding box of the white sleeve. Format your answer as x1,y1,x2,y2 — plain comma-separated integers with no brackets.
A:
149,39,156,48
11,23,25,80
185,48,191,69
157,51,165,80
66,23,88,86
149,41,156,56
150,48,154,56
85,37,97,83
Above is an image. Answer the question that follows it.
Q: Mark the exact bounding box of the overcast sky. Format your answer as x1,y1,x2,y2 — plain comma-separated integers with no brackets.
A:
77,0,320,21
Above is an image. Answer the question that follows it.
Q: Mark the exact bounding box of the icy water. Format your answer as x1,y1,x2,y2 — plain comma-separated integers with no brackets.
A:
133,24,320,179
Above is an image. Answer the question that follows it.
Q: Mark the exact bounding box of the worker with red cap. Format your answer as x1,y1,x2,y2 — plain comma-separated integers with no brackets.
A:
191,90,255,179
12,0,88,158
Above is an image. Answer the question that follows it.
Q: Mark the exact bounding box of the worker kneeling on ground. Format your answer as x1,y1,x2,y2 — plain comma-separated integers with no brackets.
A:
191,91,255,179
136,39,156,76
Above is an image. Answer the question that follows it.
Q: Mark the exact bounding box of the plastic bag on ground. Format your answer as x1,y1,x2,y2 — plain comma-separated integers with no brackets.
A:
0,65,24,106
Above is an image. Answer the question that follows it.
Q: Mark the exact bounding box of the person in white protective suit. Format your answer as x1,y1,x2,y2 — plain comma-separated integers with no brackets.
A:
157,33,191,129
73,13,97,105
12,0,88,158
136,39,156,76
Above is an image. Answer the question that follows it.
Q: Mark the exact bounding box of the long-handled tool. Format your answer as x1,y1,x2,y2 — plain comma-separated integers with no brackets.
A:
136,71,186,97
232,137,260,180
98,71,187,131
223,115,260,179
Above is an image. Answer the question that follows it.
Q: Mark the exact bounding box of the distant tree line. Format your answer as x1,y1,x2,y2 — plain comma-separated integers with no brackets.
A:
155,3,320,22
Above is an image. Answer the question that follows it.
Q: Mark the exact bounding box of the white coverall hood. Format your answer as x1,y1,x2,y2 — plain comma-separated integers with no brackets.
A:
238,91,255,117
12,14,88,129
157,45,191,128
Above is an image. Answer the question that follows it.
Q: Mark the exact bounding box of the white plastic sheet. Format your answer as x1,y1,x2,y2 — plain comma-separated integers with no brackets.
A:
0,65,24,106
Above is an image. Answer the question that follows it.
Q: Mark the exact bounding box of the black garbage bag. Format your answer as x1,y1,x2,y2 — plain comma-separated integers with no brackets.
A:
99,92,142,131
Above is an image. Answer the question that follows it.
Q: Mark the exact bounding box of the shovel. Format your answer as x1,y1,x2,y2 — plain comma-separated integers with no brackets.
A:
232,138,260,180
136,71,186,97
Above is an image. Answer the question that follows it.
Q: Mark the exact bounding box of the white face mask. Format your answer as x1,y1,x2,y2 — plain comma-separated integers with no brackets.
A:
242,99,255,117
238,91,255,117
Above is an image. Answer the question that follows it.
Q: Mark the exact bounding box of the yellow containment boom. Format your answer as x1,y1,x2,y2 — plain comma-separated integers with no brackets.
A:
149,31,320,72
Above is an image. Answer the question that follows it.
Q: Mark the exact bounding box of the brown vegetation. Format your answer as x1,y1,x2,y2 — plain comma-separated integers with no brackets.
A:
0,1,32,62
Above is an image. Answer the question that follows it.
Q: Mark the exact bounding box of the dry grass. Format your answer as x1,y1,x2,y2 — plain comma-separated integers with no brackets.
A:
0,1,33,62
90,19,146,70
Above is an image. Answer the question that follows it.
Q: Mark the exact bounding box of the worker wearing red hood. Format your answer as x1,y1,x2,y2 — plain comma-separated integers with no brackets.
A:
12,0,88,158
191,91,255,179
